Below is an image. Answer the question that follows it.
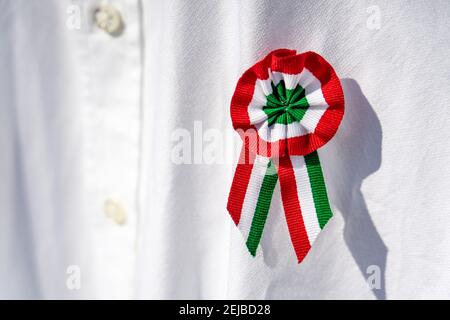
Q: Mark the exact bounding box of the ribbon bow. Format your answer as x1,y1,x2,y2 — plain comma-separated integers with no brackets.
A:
227,49,344,263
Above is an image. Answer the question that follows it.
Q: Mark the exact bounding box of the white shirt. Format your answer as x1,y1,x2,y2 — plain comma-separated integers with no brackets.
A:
1,0,450,299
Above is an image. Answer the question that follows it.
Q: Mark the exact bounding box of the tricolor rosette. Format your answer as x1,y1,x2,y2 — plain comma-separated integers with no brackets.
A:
227,49,345,263
231,49,344,157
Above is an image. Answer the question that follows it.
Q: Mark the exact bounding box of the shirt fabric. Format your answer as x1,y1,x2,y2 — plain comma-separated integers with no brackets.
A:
1,0,450,299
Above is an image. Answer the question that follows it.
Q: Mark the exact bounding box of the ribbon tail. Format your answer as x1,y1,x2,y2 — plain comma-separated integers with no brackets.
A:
227,147,278,256
277,151,333,263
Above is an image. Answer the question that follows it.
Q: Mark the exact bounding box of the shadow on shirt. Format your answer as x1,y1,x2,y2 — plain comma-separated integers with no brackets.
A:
328,78,387,300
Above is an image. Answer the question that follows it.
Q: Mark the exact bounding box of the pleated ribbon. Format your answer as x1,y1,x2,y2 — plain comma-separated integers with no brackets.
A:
227,49,344,263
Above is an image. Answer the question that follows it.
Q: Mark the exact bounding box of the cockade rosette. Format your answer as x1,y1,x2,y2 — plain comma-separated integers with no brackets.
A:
231,49,344,157
227,49,344,263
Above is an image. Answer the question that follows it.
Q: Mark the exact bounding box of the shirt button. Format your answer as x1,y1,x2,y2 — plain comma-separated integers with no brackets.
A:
104,199,127,225
94,4,124,36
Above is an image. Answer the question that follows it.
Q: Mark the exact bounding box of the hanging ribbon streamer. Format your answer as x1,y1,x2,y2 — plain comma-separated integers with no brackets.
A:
227,49,344,263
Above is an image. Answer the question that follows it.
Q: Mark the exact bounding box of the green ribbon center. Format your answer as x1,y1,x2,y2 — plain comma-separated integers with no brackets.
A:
263,80,309,126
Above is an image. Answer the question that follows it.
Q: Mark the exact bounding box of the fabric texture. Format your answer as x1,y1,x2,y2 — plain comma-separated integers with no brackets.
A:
1,0,450,299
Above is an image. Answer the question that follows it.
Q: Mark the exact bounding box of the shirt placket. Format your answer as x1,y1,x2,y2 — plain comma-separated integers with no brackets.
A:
79,0,143,299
